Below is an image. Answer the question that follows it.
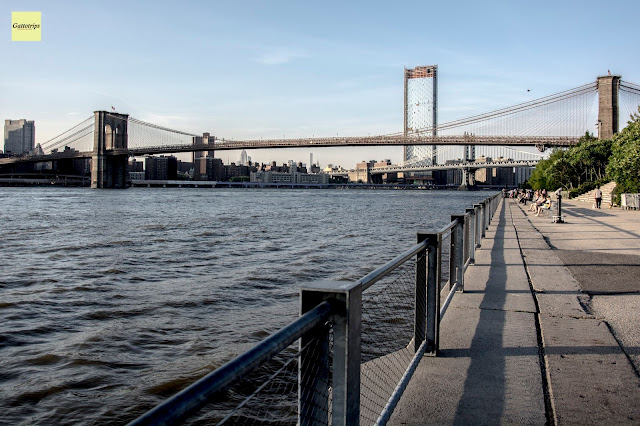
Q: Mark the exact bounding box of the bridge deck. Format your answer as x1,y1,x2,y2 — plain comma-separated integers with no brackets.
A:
0,134,577,166
124,134,578,156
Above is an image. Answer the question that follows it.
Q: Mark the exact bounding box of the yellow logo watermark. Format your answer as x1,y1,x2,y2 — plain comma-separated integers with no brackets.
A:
12,11,41,41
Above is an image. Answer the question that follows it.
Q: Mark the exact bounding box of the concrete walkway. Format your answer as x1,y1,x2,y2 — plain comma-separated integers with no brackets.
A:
389,198,640,425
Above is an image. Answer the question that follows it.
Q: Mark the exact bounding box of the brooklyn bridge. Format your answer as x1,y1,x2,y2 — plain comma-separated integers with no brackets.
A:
2,69,639,189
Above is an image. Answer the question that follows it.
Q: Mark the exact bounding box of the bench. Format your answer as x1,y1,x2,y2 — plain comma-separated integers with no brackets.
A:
539,201,554,217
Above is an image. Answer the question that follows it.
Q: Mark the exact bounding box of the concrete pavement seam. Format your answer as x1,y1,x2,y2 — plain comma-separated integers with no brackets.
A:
602,320,640,378
580,299,640,379
508,200,557,426
514,202,640,378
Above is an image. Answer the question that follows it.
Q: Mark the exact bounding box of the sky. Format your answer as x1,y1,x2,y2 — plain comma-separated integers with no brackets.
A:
3,0,640,167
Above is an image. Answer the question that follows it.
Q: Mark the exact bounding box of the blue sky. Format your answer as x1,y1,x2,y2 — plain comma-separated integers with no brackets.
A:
3,0,640,166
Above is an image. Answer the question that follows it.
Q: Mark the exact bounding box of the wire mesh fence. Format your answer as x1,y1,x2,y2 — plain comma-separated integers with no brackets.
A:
187,329,333,426
358,250,424,424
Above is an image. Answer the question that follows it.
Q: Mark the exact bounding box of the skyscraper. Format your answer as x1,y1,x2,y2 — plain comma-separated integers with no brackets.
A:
240,149,248,166
403,66,437,166
4,119,35,155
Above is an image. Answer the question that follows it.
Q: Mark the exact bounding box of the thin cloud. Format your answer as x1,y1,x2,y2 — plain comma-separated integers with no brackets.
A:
254,47,309,65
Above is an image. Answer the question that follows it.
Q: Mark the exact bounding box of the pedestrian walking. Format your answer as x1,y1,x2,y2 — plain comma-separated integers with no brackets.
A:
594,186,602,209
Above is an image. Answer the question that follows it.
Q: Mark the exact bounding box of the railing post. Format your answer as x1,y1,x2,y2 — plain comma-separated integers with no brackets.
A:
490,195,498,220
465,208,475,264
415,233,428,353
482,200,488,237
474,204,483,245
420,232,440,356
451,215,466,292
448,220,457,293
300,280,362,426
487,198,493,221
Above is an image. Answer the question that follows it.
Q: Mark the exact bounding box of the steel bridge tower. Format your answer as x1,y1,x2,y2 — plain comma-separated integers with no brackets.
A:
404,65,437,165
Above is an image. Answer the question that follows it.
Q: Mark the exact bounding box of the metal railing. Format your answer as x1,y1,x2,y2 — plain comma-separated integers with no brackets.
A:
129,192,502,426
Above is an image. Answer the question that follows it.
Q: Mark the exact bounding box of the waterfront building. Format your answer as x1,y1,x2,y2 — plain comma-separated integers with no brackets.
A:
129,171,145,180
129,159,145,181
193,133,214,180
371,159,401,184
474,156,494,185
145,155,178,180
250,170,328,184
348,160,376,183
514,167,533,187
129,159,144,173
323,164,348,174
472,156,533,187
225,163,250,181
4,119,35,156
177,160,194,179
297,173,329,185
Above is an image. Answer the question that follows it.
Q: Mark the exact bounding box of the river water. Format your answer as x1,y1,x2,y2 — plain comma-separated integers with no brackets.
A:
0,187,492,424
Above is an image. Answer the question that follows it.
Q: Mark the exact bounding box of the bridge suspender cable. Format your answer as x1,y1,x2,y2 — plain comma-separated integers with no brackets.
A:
40,116,94,151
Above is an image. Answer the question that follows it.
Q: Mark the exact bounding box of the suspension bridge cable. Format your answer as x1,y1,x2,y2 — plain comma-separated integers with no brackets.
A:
426,83,597,133
126,116,199,137
40,116,94,149
44,124,94,153
620,80,640,91
405,83,595,135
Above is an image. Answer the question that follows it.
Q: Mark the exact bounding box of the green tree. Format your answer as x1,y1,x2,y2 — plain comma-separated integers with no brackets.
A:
568,133,611,185
528,153,550,190
607,107,640,194
545,149,575,190
527,132,612,193
527,148,565,190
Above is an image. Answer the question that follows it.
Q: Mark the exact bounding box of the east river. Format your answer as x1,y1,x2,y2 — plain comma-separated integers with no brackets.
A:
0,187,493,424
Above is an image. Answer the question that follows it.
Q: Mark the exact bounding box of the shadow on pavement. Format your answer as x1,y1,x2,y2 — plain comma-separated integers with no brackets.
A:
453,207,507,425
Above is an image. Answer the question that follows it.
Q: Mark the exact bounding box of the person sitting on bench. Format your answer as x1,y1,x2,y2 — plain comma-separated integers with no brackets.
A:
535,198,552,216
530,194,545,212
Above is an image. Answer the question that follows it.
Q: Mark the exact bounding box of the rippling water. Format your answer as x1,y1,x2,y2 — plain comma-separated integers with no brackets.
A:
0,187,492,424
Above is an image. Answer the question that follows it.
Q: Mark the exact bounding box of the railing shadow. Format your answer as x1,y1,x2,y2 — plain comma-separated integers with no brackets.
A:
453,205,508,425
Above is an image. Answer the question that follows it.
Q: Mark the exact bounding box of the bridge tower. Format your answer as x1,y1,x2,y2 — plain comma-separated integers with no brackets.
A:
404,65,437,165
597,75,620,139
91,111,129,189
464,144,476,162
459,167,478,191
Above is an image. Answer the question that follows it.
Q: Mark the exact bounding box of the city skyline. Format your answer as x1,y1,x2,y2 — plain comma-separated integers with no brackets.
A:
2,1,640,166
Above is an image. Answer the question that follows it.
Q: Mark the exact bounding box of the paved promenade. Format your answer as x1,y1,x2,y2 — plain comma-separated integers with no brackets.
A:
389,198,640,425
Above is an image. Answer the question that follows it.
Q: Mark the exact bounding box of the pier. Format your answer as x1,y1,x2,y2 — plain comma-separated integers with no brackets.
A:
390,198,640,424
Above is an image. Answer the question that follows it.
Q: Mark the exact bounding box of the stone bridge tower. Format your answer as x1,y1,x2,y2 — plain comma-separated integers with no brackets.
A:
597,75,620,140
91,111,129,188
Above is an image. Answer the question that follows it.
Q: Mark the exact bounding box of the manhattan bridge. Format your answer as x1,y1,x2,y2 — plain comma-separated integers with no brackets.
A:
2,66,639,189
